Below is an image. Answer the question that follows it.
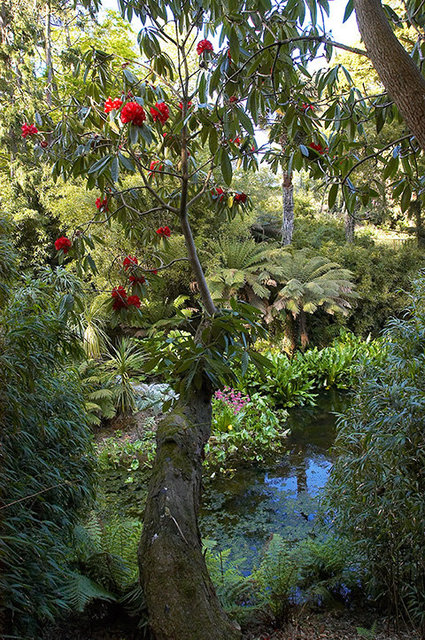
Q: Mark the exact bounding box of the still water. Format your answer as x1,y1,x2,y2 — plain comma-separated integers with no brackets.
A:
199,390,347,572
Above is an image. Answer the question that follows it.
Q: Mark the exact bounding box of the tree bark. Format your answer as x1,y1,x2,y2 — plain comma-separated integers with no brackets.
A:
345,211,355,243
298,310,309,351
281,171,294,245
354,0,425,150
138,385,241,640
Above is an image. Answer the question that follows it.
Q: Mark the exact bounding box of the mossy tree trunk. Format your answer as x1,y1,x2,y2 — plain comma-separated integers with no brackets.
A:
298,310,309,351
138,382,241,640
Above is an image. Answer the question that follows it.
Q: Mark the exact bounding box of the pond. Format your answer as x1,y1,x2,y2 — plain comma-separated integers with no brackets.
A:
199,390,348,573
99,390,349,574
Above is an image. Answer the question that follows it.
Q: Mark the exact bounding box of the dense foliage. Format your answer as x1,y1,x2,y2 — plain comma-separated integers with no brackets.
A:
0,230,95,635
327,277,425,631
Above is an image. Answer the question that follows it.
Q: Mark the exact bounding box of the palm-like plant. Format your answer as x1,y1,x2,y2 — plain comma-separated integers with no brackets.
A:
269,249,357,351
103,339,145,415
207,237,283,301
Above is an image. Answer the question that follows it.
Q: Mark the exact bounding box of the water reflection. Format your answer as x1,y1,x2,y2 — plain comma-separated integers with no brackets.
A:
200,391,347,571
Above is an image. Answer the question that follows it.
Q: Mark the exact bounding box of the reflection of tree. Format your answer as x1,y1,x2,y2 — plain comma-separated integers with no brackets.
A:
293,446,308,495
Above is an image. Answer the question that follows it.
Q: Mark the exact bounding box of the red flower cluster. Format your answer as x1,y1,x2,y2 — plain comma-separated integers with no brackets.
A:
123,255,138,270
150,102,170,124
96,196,108,210
129,274,146,285
229,96,238,103
120,102,146,126
111,286,141,311
156,226,171,238
234,192,247,204
197,39,214,55
301,103,314,112
230,137,241,146
212,187,225,201
309,142,328,155
127,295,141,308
104,97,123,113
21,123,38,138
149,160,164,176
178,101,193,110
55,236,72,253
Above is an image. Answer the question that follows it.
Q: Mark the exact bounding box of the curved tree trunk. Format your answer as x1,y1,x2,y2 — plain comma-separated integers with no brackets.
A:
281,171,294,245
354,0,425,150
138,384,241,640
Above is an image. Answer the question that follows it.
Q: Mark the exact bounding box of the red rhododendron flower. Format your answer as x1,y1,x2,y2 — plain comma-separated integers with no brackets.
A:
150,102,170,124
149,160,164,177
234,192,247,204
55,236,72,253
229,96,238,103
152,269,158,275
21,123,38,138
111,285,128,310
123,255,138,270
104,97,123,113
127,295,141,308
95,196,108,210
301,102,314,112
129,274,146,285
309,142,327,155
196,39,214,55
212,187,225,201
230,137,241,146
156,226,171,238
120,102,146,126
178,101,193,110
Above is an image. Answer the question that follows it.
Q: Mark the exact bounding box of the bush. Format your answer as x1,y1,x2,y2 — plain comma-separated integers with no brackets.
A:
326,275,425,631
206,389,289,469
240,332,382,408
0,276,95,635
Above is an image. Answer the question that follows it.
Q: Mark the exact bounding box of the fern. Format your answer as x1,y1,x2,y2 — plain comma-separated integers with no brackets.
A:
61,572,116,612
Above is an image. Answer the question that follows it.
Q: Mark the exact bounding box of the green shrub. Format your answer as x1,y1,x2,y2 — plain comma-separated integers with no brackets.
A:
0,276,95,635
326,275,425,631
206,389,289,469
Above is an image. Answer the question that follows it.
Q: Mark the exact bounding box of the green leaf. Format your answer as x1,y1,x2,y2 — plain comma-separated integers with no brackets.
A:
118,152,136,172
88,155,111,175
401,184,412,212
328,183,339,209
129,124,139,145
110,157,119,183
221,149,233,185
343,0,354,23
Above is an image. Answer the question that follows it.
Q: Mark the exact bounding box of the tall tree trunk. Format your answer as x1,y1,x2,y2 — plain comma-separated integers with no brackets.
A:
281,171,294,245
354,0,425,150
139,384,241,640
44,0,56,107
298,310,309,351
345,211,355,243
410,197,425,247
